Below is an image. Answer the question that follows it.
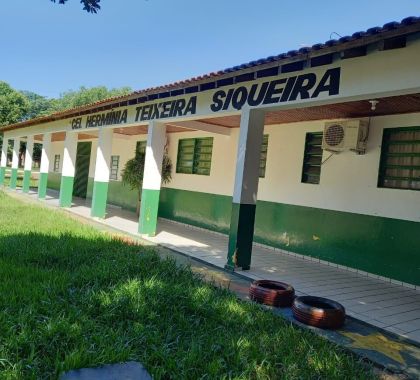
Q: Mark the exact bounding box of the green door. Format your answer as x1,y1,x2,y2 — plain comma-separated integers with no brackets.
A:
73,142,92,198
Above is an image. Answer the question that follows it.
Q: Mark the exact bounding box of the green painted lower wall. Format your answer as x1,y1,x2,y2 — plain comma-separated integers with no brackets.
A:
139,188,160,236
47,172,62,191
91,181,109,218
158,187,420,286
22,170,31,193
0,167,5,185
159,188,232,234
59,176,74,207
86,178,138,212
9,168,18,189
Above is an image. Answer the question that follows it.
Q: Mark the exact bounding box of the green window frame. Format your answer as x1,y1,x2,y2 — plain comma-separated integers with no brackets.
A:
301,132,323,184
136,140,147,155
110,155,120,180
176,137,213,175
378,126,420,191
259,134,269,178
53,154,60,173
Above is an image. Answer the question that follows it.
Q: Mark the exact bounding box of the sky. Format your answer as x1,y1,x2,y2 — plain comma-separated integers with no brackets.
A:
0,0,418,98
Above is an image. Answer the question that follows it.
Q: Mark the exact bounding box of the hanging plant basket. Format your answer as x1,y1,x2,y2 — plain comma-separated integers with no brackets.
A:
292,296,346,329
249,280,295,307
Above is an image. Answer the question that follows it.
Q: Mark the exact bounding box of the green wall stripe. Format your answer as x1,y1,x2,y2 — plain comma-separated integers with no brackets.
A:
22,170,31,193
159,187,232,233
139,189,160,236
226,202,256,271
86,178,138,212
59,176,74,207
9,168,18,189
158,187,420,286
47,172,62,191
91,181,109,218
38,173,49,199
0,167,5,185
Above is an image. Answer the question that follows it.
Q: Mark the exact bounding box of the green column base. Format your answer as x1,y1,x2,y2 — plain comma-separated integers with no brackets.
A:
225,202,256,271
38,172,48,199
22,170,31,193
138,188,161,236
91,181,109,218
59,176,74,207
0,167,5,186
9,168,18,189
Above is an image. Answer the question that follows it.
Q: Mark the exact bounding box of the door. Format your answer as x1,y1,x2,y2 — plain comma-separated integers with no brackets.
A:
73,141,92,198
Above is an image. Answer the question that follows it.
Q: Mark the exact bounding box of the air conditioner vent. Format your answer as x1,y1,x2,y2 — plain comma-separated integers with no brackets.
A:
324,124,345,147
322,119,369,154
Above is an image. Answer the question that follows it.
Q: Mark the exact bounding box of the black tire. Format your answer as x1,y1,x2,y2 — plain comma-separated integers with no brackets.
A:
249,280,295,307
292,296,346,329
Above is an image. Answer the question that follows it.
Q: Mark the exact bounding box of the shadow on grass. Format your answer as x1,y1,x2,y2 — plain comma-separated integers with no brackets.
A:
0,232,375,380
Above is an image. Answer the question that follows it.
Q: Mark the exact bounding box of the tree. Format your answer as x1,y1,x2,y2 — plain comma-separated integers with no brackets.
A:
0,82,29,127
122,144,172,215
50,86,132,113
50,0,100,13
21,91,53,120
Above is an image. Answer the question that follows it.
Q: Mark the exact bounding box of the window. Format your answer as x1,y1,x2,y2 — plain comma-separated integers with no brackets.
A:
301,132,323,184
53,154,60,172
176,137,213,175
110,155,120,180
136,140,147,155
378,127,420,190
259,135,269,178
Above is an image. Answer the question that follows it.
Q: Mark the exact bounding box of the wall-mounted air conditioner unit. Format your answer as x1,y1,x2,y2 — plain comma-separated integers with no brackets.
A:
322,119,369,154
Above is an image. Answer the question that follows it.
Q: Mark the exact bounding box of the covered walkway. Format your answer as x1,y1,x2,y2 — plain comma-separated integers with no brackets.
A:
10,187,420,345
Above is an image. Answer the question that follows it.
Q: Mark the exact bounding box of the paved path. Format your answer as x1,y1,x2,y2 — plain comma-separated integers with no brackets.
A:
12,188,420,345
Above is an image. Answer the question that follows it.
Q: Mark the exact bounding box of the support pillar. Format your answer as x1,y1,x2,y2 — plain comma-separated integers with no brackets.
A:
38,133,52,199
0,136,8,186
138,121,166,236
9,138,20,189
91,128,113,218
225,108,265,271
22,135,34,193
59,132,78,207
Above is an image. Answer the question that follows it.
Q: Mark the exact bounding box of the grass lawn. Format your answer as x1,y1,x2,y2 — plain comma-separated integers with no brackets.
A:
2,171,38,189
0,191,375,379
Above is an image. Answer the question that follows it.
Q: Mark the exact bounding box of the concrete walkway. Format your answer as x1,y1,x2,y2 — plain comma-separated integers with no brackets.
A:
10,188,420,346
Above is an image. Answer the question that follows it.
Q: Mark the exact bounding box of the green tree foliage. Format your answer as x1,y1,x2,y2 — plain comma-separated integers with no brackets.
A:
50,0,100,13
50,86,132,112
122,145,172,214
0,82,29,127
21,91,53,120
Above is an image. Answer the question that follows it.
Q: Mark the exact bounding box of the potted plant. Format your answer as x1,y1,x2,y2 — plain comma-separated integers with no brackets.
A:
121,143,172,215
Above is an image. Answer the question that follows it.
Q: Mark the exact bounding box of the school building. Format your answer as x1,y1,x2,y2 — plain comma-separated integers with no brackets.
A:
1,17,420,290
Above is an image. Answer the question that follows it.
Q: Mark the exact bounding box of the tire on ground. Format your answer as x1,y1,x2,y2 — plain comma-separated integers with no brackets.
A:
249,280,295,307
292,296,346,329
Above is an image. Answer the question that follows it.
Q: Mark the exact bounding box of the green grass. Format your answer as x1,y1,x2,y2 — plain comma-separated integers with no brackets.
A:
3,171,38,189
0,191,375,379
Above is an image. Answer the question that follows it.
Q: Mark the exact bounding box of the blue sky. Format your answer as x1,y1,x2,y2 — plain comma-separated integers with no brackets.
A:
0,1,418,98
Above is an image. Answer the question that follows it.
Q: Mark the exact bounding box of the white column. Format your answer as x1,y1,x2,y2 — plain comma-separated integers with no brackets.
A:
59,132,78,207
38,133,52,198
9,138,20,189
138,120,166,236
22,135,34,193
0,135,8,185
226,107,265,270
11,138,20,169
91,128,113,218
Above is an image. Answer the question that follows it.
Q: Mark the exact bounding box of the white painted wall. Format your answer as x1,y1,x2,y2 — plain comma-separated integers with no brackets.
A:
49,141,64,172
165,113,420,223
46,113,420,223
